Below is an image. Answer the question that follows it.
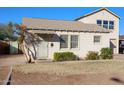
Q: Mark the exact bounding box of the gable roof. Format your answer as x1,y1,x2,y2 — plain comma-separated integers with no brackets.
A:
75,8,120,21
23,17,110,33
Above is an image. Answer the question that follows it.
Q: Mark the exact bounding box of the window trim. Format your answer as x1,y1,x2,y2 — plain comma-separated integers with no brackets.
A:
59,34,80,50
60,35,69,49
103,20,108,29
97,20,102,26
70,35,79,49
96,20,115,30
94,35,101,44
109,20,114,29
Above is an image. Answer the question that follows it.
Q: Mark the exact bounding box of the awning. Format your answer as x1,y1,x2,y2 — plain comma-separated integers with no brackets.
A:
28,30,56,34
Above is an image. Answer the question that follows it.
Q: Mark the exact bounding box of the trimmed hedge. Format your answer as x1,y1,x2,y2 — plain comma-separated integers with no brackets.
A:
54,52,76,61
100,48,113,59
85,51,99,60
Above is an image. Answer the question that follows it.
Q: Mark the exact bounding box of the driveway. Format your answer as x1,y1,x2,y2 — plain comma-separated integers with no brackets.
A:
0,54,26,66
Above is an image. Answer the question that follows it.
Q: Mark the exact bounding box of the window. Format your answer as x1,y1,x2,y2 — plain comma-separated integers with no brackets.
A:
103,20,108,29
94,36,101,43
71,35,78,48
109,21,114,29
97,20,102,26
60,35,68,48
97,20,114,30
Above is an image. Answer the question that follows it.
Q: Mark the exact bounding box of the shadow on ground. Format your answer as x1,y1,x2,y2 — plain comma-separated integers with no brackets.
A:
110,77,124,84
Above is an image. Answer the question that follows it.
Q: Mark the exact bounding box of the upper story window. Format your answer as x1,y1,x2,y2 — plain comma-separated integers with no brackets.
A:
71,35,78,48
109,21,114,29
97,20,102,26
60,35,68,48
103,20,108,29
96,20,114,30
94,36,101,44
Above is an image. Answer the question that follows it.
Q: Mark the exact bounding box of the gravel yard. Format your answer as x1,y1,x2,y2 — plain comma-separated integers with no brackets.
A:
12,60,124,85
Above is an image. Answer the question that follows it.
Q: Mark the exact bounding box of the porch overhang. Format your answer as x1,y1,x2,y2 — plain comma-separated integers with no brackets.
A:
28,30,56,34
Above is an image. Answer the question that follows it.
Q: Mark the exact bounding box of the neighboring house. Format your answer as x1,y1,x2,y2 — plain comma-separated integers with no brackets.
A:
119,35,124,54
0,40,19,55
23,8,120,60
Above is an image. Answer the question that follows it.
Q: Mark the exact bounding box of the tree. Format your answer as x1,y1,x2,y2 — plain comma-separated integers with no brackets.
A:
0,27,6,40
16,25,38,63
6,22,13,40
0,22,18,41
7,22,13,32
0,22,38,63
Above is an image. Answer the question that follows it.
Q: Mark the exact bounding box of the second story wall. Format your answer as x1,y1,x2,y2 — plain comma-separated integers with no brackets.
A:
77,9,119,39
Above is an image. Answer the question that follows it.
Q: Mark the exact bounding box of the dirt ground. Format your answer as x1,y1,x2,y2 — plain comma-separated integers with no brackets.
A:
0,54,26,85
12,60,124,85
1,54,124,85
0,66,10,85
12,71,124,85
0,54,26,66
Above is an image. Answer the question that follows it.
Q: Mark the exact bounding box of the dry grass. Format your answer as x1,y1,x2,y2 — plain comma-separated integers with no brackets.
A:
14,60,124,76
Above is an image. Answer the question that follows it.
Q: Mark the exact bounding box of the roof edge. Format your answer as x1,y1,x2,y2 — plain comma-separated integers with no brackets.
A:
23,17,76,22
75,8,120,21
27,28,111,33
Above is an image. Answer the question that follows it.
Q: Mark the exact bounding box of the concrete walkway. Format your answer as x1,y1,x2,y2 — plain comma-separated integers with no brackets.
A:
0,54,26,66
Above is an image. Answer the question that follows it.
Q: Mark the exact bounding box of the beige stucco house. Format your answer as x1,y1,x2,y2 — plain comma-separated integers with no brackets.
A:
23,8,119,60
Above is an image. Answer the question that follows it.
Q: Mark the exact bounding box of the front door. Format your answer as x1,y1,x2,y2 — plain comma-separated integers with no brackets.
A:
37,41,48,59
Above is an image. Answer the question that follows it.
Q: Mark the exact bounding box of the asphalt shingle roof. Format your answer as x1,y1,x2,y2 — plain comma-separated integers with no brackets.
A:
23,17,110,33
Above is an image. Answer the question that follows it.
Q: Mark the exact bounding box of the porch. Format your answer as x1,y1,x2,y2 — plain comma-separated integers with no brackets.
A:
29,30,59,60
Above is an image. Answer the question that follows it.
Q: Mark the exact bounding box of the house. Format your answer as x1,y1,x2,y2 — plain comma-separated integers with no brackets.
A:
119,35,124,54
75,8,119,54
22,8,119,60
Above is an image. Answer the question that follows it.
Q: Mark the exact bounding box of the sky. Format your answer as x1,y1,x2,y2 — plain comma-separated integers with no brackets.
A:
0,7,123,35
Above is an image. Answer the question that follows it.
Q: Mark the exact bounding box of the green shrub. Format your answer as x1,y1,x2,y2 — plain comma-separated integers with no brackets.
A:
85,51,99,60
100,48,113,59
54,52,76,61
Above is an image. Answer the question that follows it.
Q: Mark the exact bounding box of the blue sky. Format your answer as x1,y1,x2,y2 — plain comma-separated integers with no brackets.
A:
0,7,123,35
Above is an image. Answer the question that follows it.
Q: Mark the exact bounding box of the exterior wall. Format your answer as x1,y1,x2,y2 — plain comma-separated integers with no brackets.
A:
10,41,19,54
77,10,119,54
47,31,110,59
